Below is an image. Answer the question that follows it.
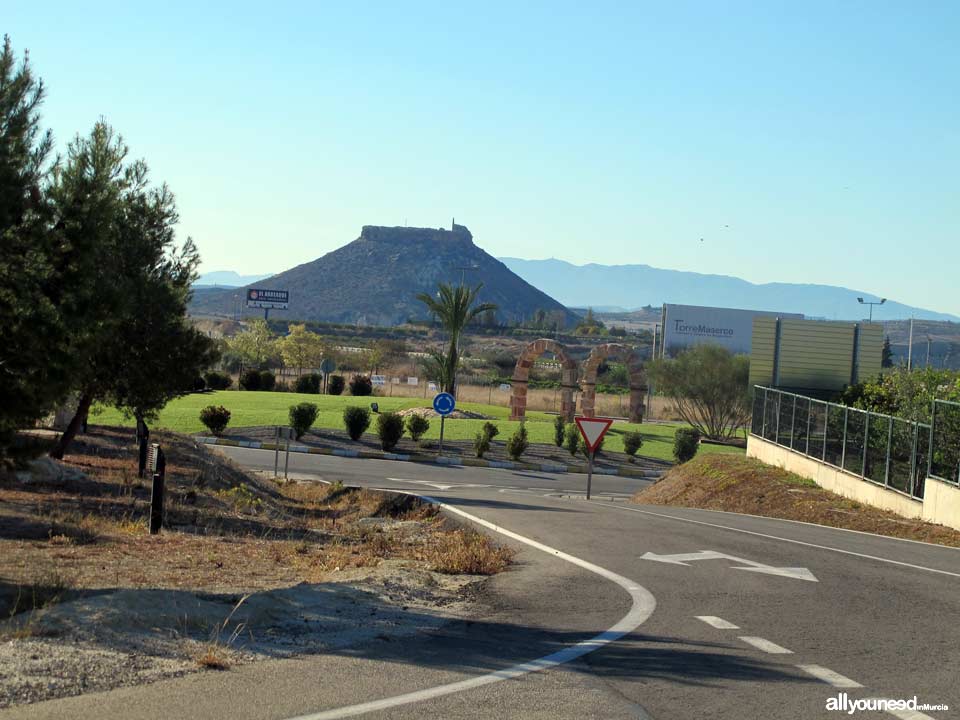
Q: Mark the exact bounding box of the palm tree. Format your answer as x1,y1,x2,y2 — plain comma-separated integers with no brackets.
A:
416,283,497,394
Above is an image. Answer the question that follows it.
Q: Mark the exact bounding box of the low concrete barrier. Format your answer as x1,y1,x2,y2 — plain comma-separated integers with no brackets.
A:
747,434,960,531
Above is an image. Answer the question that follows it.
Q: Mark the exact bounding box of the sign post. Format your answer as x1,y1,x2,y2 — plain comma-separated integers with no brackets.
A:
575,416,613,500
433,392,456,456
320,358,336,394
245,288,290,321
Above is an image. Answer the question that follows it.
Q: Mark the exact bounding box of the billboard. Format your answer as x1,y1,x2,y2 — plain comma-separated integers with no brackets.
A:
659,304,803,357
245,288,289,309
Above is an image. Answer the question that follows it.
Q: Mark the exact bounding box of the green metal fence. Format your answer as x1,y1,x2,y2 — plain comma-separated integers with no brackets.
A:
929,400,960,486
751,387,930,500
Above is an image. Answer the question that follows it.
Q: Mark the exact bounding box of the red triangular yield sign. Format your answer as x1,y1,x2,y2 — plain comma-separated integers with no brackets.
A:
574,416,614,452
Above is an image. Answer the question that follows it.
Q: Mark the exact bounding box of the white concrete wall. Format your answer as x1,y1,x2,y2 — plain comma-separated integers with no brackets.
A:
747,435,926,520
921,476,960,531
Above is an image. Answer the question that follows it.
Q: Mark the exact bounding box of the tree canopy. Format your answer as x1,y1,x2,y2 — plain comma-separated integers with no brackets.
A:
647,344,751,439
416,283,497,394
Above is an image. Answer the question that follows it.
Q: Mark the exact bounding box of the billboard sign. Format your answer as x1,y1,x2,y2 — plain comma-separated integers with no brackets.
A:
659,304,803,357
246,288,289,309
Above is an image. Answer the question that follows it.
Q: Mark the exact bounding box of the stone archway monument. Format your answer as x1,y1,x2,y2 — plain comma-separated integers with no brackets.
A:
579,343,647,423
509,339,578,422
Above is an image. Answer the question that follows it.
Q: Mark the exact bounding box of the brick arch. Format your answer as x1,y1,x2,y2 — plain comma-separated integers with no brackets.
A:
509,339,578,422
579,343,647,423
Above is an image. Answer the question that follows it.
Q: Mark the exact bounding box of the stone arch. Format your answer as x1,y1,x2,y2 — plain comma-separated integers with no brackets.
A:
509,338,578,422
579,343,647,423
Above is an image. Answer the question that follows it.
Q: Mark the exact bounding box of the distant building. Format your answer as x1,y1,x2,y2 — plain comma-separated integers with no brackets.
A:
657,304,803,358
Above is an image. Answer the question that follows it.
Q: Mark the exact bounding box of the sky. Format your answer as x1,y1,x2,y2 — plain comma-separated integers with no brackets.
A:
7,1,959,315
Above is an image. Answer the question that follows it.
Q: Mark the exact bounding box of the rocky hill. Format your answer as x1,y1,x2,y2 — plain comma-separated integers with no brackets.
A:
190,224,577,326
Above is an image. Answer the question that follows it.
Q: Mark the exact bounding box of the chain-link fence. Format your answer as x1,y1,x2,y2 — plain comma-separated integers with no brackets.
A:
929,400,960,486
751,387,929,500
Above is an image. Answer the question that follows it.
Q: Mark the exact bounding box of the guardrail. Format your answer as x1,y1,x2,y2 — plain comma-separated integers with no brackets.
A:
929,399,960,486
750,387,929,500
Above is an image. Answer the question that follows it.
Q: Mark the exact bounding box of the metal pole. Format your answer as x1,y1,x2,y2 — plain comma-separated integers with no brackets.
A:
910,422,919,496
806,400,812,456
927,401,936,479
907,317,914,370
586,451,594,500
273,425,280,477
840,407,849,469
790,395,797,449
883,417,893,487
862,412,869,478
284,434,291,479
438,415,445,457
761,388,768,438
822,403,829,461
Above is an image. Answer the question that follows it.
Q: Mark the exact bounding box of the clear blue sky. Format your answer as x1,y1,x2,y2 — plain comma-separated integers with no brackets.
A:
7,1,959,315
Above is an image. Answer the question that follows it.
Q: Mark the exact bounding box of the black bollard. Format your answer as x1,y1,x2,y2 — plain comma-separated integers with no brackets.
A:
149,444,166,535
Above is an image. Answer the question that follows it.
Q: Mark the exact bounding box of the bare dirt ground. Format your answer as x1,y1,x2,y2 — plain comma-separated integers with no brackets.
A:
633,454,960,547
0,428,512,709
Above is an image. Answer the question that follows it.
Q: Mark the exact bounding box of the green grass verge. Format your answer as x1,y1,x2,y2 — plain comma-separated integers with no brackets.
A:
93,391,744,463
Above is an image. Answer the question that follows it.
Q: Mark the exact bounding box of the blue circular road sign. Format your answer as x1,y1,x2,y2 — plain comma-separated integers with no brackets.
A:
433,392,456,416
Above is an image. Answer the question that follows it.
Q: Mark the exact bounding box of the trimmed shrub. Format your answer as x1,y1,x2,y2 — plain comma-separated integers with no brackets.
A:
199,405,231,436
259,370,276,391
674,427,701,464
622,431,644,457
474,421,499,458
343,406,371,441
289,402,319,440
239,369,261,391
565,423,579,456
506,425,529,460
407,414,430,441
296,373,321,394
204,371,232,390
474,431,491,458
377,412,404,451
349,374,373,396
327,374,346,395
553,415,566,447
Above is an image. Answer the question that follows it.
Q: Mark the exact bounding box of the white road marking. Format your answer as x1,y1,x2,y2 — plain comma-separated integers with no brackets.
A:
738,636,793,654
387,478,490,492
286,495,657,720
599,504,960,579
695,615,739,630
641,550,818,582
796,664,863,688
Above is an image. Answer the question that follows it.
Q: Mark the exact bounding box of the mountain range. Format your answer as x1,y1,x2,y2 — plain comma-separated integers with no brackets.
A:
498,258,958,322
190,225,576,326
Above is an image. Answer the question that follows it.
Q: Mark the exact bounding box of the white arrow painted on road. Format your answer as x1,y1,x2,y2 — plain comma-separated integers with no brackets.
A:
388,478,491,492
640,550,818,582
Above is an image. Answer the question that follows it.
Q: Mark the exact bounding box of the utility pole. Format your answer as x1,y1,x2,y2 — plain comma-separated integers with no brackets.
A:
926,336,931,367
907,317,914,370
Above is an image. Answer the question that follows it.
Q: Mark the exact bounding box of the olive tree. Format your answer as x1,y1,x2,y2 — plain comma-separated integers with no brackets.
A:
647,344,751,439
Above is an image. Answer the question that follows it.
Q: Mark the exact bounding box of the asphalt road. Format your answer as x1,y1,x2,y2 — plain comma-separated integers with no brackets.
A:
9,447,959,720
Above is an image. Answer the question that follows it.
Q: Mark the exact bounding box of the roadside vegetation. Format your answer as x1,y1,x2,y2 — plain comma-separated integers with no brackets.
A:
633,454,960,547
91,392,744,463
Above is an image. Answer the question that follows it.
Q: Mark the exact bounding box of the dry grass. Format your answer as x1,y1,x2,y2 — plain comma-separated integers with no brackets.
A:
417,527,515,575
0,427,509,608
634,454,960,547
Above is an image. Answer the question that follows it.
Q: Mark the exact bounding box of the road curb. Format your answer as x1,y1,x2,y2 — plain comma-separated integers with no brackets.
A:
195,436,665,479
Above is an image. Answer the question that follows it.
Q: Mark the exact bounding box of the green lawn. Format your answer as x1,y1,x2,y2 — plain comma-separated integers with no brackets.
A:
93,391,744,463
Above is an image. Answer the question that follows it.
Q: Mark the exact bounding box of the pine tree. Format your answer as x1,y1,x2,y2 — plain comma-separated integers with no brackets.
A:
0,36,72,450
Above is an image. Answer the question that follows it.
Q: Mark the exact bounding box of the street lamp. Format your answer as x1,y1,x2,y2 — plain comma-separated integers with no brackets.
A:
857,297,886,322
